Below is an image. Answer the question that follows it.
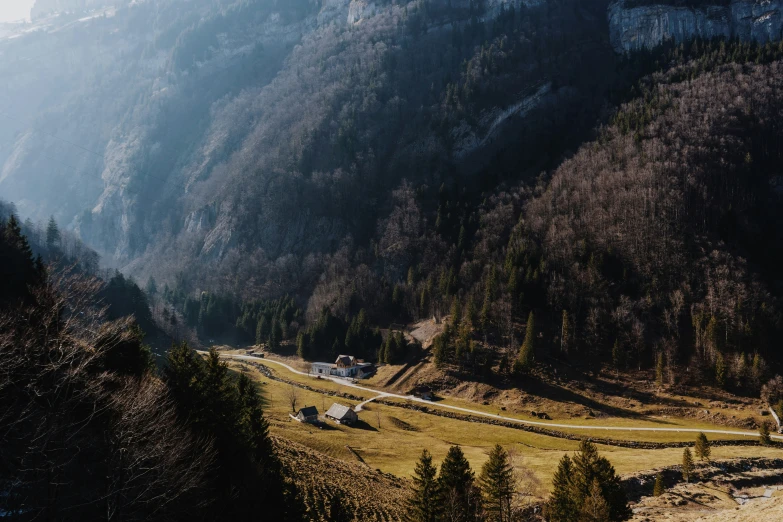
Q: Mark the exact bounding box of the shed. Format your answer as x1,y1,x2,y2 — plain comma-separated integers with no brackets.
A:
325,403,359,425
295,406,319,423
356,363,376,379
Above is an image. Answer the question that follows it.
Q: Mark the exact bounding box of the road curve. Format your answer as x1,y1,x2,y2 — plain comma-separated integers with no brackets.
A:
216,352,783,441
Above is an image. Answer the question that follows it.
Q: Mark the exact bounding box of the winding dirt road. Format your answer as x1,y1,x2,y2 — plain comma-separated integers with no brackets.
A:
219,352,782,442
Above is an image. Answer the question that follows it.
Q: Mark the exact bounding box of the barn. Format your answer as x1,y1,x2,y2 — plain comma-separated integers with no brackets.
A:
294,406,319,423
325,403,359,425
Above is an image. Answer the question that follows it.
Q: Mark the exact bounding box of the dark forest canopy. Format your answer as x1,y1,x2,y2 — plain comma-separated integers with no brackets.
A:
0,212,305,521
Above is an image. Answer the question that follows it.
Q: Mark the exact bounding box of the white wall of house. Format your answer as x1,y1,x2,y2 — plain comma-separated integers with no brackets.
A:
332,366,358,377
311,363,333,375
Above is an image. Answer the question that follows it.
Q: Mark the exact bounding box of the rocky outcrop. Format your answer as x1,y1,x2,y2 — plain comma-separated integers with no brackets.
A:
31,0,127,19
347,0,377,24
609,0,783,53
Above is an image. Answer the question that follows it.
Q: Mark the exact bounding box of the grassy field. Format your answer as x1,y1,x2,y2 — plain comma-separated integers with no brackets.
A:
380,394,763,443
231,362,782,492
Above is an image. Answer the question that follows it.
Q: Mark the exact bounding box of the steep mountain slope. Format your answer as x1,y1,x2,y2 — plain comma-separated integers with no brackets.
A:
0,0,615,299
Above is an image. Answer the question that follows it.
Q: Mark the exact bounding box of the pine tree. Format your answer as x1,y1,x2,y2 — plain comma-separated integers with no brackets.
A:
655,351,664,386
517,311,536,370
46,215,60,251
145,276,157,297
465,295,477,328
545,455,577,522
451,297,462,328
569,440,630,521
256,316,269,346
480,291,491,333
581,479,611,522
420,287,430,318
715,352,726,388
759,421,772,446
561,310,570,355
681,448,694,482
479,444,515,522
407,450,441,522
433,333,449,367
438,445,481,522
269,320,283,351
653,473,664,497
694,433,711,461
296,331,310,360
457,224,466,252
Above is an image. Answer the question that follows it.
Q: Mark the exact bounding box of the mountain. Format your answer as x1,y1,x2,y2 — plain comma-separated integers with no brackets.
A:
609,0,783,52
0,0,615,301
2,0,783,377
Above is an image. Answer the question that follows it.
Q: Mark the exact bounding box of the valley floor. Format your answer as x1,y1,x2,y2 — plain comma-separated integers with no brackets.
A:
214,350,783,498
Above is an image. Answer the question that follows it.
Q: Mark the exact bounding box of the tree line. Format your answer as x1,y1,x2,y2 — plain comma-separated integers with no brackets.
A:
406,441,630,522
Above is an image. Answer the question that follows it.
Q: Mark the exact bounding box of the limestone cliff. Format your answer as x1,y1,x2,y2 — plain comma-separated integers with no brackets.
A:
609,0,783,52
31,0,128,19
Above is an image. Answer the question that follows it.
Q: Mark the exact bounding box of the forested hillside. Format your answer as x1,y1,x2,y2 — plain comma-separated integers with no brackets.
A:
0,0,616,297
0,208,310,520
2,1,783,387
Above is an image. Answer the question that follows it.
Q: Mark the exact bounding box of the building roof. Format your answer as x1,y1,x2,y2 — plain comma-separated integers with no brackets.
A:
297,406,319,418
335,355,356,366
325,403,356,420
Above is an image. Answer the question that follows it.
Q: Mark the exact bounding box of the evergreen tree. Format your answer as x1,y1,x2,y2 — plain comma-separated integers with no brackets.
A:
681,448,693,482
433,333,450,367
479,444,515,522
517,311,536,370
46,215,60,252
0,214,44,306
715,352,727,388
569,441,630,521
407,450,441,522
561,310,570,354
256,316,269,346
164,344,299,520
465,295,477,328
545,455,577,522
581,479,611,522
694,433,711,461
480,291,491,333
145,276,158,297
759,421,772,446
653,473,664,497
655,351,664,386
269,320,283,351
297,331,311,360
438,446,481,522
451,297,462,327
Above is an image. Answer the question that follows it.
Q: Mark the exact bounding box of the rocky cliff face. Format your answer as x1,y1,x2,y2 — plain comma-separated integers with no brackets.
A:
31,0,128,19
609,0,783,52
